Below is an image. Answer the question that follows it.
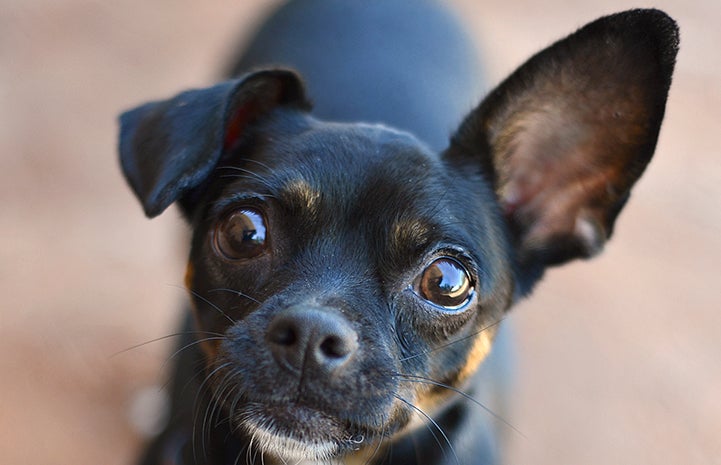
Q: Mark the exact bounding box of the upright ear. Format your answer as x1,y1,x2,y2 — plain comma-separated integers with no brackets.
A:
118,69,310,218
444,9,678,274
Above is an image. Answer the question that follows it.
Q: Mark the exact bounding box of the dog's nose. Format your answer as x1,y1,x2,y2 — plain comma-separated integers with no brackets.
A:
266,306,358,375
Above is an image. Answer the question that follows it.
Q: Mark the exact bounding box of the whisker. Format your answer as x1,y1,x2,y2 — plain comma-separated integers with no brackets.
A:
245,429,256,465
393,394,459,465
188,289,236,325
243,158,275,173
217,166,277,192
165,283,236,325
205,370,236,443
217,173,277,193
109,331,222,358
395,373,525,438
245,430,254,465
362,425,386,465
161,336,225,370
232,445,243,465
399,317,505,362
228,384,246,428
208,287,262,305
192,361,232,463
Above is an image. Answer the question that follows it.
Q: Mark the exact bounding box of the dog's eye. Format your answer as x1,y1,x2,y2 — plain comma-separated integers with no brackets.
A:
212,208,267,260
414,257,473,309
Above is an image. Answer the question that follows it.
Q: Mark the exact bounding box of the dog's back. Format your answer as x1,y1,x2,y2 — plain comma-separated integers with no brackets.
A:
227,0,483,151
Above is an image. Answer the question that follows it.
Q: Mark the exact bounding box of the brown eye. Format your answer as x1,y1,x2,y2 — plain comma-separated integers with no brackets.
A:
213,209,267,260
415,257,473,309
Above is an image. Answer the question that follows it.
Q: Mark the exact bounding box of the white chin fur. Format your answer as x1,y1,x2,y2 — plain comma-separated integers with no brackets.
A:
240,417,340,463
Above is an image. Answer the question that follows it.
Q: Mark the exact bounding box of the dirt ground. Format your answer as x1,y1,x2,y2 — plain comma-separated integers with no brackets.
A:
2,1,720,464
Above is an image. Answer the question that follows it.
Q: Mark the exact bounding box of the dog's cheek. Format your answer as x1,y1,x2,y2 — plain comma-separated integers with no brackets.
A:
455,325,497,384
184,262,194,290
183,261,219,359
392,292,500,416
389,295,452,419
184,250,243,358
404,330,495,429
187,233,272,325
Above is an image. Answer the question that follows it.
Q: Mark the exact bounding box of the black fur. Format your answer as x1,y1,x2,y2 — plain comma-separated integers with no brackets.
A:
119,3,678,464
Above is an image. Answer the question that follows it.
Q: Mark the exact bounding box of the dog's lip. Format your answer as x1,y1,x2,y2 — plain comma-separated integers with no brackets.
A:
236,401,363,461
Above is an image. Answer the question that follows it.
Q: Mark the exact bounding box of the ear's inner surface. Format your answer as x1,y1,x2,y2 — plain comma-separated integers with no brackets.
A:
445,9,678,268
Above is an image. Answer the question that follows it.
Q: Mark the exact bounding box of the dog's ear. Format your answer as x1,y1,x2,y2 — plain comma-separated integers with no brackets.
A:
444,9,678,278
118,69,310,218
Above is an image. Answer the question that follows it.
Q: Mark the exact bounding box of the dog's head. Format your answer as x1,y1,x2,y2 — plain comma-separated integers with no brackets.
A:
119,10,677,463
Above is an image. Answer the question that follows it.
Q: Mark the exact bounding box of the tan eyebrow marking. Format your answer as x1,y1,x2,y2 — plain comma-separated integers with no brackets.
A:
389,217,432,252
282,178,322,214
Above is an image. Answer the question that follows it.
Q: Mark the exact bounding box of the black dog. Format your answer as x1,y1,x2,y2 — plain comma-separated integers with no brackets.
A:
119,2,678,464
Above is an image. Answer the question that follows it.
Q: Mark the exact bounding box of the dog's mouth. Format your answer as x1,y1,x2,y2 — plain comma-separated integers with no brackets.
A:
235,401,367,462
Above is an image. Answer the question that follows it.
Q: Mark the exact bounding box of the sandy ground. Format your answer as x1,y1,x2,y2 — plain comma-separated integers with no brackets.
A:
1,1,719,464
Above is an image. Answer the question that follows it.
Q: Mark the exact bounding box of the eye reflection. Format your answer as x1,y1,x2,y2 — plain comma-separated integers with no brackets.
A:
415,257,473,309
213,209,267,260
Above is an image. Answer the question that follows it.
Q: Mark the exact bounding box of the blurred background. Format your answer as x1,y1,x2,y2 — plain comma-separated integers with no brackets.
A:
1,0,719,464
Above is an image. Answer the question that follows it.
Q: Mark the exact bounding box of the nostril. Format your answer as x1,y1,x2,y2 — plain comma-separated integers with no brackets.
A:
319,335,350,359
266,306,359,374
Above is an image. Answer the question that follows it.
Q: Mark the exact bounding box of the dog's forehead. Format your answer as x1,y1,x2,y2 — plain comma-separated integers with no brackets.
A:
247,118,449,212
215,118,476,255
281,119,436,173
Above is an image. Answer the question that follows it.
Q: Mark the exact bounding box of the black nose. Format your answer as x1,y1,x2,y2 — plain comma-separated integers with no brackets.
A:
266,306,359,375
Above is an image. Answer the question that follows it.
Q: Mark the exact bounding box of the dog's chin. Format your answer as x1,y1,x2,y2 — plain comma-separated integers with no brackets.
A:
236,402,363,463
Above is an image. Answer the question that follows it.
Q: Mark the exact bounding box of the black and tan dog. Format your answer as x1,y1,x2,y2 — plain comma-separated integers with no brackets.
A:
119,2,678,464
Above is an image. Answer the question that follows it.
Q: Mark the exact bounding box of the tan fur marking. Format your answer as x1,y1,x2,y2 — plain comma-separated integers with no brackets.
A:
184,262,194,289
413,381,444,417
457,329,495,384
184,262,220,358
412,329,497,422
284,178,320,212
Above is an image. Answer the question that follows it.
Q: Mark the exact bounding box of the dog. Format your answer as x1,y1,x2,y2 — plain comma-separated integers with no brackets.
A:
118,2,678,464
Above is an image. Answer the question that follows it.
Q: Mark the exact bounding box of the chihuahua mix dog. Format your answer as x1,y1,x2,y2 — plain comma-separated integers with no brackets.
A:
119,1,678,464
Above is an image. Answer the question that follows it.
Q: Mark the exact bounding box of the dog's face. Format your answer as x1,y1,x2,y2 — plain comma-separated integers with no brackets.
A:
184,114,513,460
119,10,678,464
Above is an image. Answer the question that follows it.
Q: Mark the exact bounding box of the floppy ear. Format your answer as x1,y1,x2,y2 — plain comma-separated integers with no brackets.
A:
118,69,310,218
444,9,678,276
